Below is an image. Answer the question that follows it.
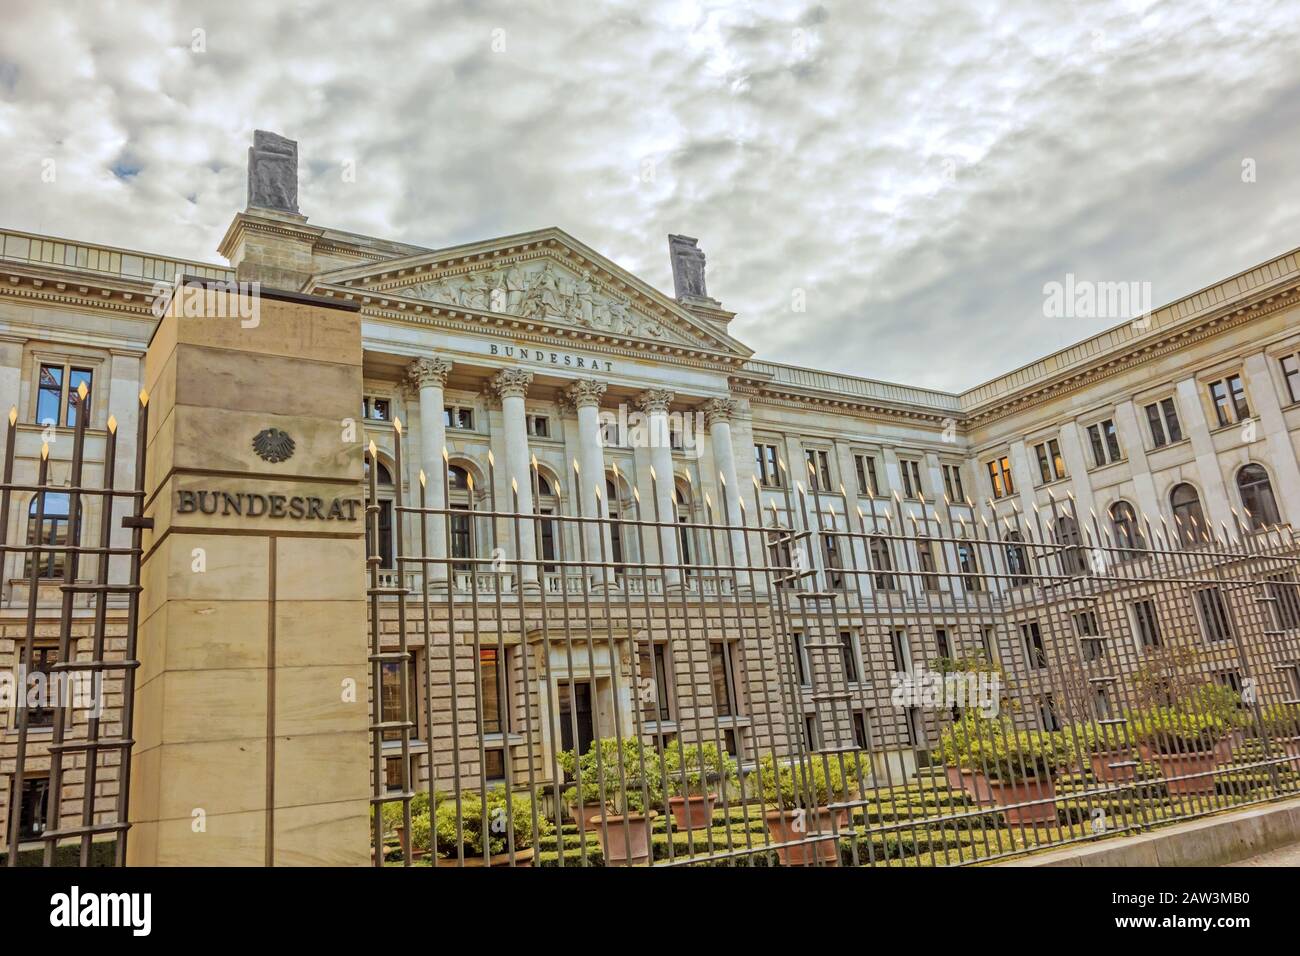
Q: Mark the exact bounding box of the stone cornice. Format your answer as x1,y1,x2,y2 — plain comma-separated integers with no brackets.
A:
1,266,160,317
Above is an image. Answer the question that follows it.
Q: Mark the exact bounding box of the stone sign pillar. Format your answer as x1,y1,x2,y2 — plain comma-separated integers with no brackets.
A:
127,279,369,866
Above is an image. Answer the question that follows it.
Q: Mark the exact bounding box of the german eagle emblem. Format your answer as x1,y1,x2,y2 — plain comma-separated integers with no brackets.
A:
252,427,295,463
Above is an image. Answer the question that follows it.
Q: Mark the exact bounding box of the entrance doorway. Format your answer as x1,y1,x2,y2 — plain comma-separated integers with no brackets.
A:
557,680,595,763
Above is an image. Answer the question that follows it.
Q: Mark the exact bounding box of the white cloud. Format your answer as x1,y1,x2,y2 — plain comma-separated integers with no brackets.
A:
1,0,1297,390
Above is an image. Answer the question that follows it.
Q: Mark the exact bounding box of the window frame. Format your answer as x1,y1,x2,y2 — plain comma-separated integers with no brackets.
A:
986,455,1015,500
33,359,95,429
1085,419,1122,467
754,442,782,488
1033,438,1068,485
1144,397,1183,448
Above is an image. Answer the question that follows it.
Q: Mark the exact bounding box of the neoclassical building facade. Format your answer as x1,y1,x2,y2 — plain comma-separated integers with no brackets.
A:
2,135,1300,851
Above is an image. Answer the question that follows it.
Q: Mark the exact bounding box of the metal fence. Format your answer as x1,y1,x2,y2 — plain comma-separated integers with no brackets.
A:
0,389,149,867
366,433,1300,868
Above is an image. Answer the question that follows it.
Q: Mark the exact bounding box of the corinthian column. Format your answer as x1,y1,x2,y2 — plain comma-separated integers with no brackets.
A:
704,398,748,581
563,380,615,584
636,388,681,588
490,368,539,590
407,357,453,589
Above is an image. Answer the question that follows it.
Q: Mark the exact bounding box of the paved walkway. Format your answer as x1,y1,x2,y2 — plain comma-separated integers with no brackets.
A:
1227,843,1300,866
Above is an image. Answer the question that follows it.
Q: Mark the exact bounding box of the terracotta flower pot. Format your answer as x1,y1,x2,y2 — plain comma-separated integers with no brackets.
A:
764,807,841,867
960,770,1057,825
1213,730,1245,763
599,811,658,866
1089,747,1137,783
567,802,607,829
1150,749,1219,796
668,793,716,830
459,846,535,868
945,766,995,806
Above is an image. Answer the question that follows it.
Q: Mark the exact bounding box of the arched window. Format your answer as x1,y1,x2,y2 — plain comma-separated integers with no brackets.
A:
364,459,395,569
1109,500,1140,560
536,472,559,572
1170,483,1206,547
605,476,636,575
1004,530,1030,587
26,492,82,579
448,464,474,571
674,482,694,573
1237,465,1280,530
1054,515,1085,576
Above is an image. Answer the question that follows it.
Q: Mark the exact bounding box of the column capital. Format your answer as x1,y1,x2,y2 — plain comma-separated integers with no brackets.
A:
635,388,675,414
702,397,737,427
407,356,453,389
562,379,607,410
489,367,534,400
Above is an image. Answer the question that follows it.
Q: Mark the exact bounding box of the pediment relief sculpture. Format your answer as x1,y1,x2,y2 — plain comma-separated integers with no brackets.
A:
402,259,685,343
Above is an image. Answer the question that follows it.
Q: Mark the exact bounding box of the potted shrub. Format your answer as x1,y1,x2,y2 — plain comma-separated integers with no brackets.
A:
558,748,607,828
751,754,854,866
663,740,737,830
935,713,1066,825
1130,700,1232,797
1077,721,1140,783
429,786,551,866
563,738,662,866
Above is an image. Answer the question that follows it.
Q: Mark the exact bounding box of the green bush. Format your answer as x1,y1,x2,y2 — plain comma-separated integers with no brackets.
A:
663,740,737,798
934,713,1067,783
1130,705,1231,755
750,753,864,810
1259,702,1300,739
431,786,551,857
560,737,663,816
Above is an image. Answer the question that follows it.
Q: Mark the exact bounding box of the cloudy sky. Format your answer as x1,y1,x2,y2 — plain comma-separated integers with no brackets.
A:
2,0,1299,391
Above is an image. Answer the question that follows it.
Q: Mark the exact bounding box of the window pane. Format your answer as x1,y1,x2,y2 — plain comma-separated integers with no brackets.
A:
36,364,62,425
479,648,503,733
1161,398,1182,442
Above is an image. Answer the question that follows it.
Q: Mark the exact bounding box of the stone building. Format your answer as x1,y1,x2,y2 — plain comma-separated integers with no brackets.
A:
2,134,1298,857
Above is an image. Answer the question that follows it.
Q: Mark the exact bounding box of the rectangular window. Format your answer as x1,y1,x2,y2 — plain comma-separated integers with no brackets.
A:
1074,610,1105,662
1195,587,1232,643
1034,439,1067,484
890,628,912,674
1282,354,1300,404
941,464,964,503
1131,599,1161,649
526,414,550,438
1021,621,1047,669
869,536,896,591
362,396,391,421
840,631,860,683
804,448,832,491
483,748,506,782
1086,420,1122,466
1038,694,1061,732
822,531,845,589
793,631,810,686
935,628,951,660
1267,574,1300,630
754,443,781,488
987,456,1015,499
957,540,981,591
379,659,417,742
479,647,506,734
14,774,50,841
26,645,58,728
35,363,93,428
637,643,672,723
852,711,869,750
854,454,879,497
710,643,739,718
915,538,939,590
980,625,996,662
1145,397,1183,447
444,405,474,430
900,458,923,499
804,714,819,750
1208,374,1250,427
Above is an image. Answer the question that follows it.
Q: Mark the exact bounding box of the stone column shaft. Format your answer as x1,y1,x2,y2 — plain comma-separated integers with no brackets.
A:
638,389,680,587
408,358,452,587
565,381,614,583
705,399,748,581
491,369,538,588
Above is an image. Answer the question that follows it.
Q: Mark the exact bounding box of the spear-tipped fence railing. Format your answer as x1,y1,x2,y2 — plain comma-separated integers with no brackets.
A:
367,427,1300,867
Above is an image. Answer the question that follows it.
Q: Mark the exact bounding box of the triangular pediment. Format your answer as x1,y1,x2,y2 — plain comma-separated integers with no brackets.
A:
308,228,751,357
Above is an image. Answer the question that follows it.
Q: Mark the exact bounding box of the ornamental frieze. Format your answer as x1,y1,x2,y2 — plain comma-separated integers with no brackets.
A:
402,259,683,343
